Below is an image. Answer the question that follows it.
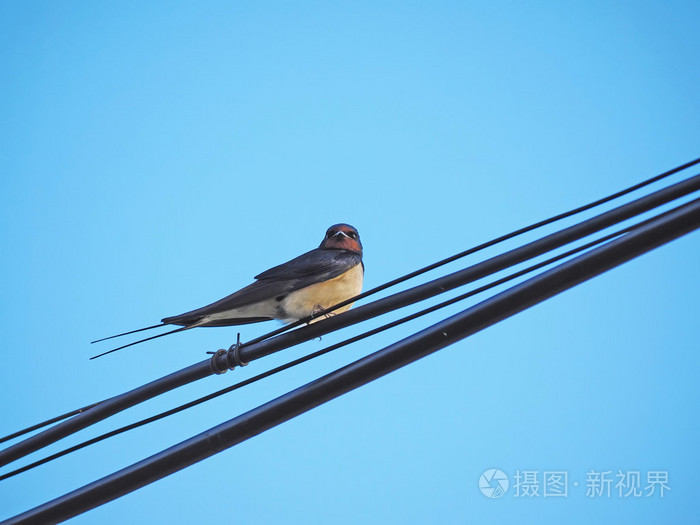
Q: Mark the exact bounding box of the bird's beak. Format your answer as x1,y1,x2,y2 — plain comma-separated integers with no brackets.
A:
334,231,350,238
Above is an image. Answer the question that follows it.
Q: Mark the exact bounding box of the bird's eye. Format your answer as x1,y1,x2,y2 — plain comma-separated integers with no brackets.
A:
349,232,358,239
327,230,335,238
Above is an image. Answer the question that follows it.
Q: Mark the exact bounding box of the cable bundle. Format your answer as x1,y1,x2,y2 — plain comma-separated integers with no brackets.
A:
1,158,700,524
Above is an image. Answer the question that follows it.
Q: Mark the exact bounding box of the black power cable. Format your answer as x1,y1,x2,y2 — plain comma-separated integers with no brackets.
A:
5,195,700,525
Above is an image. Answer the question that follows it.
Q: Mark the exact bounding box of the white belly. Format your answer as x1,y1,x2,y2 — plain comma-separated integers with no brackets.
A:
280,263,364,322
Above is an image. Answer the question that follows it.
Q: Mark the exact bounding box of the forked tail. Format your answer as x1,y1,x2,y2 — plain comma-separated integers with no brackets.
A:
89,325,192,359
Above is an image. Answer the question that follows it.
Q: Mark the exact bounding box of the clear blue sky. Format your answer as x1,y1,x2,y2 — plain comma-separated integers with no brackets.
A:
1,2,699,523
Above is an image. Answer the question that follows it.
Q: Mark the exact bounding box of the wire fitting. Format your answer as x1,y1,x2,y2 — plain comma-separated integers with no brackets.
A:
227,333,248,368
209,334,248,373
209,349,229,375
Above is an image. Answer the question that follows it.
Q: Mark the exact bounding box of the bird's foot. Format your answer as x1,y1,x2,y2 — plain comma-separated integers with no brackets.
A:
308,305,336,324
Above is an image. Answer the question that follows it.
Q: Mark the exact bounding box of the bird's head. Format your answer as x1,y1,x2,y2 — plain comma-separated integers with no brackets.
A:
320,223,362,255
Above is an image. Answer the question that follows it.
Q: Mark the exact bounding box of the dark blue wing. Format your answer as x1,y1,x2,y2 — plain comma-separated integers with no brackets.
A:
254,248,361,280
162,248,362,325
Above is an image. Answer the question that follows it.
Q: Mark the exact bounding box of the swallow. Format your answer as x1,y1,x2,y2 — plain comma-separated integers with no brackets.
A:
91,224,363,358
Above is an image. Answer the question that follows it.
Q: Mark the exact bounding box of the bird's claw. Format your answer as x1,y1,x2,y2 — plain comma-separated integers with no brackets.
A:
309,305,337,324
311,305,325,317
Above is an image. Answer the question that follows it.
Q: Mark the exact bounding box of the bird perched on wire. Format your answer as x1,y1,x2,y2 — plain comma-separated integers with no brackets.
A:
91,224,364,358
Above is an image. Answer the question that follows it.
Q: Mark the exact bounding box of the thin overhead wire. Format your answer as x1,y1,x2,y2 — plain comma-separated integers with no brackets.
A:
0,404,99,446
